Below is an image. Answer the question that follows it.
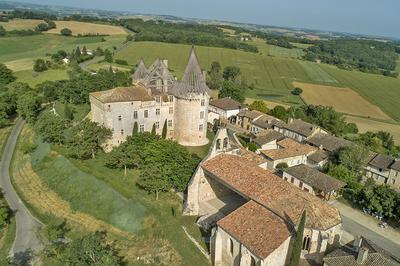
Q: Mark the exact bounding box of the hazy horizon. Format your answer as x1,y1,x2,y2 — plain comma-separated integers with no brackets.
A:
5,0,400,38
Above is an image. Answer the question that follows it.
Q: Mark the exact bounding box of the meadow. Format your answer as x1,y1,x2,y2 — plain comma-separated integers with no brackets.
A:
0,18,42,30
46,21,127,36
14,68,69,86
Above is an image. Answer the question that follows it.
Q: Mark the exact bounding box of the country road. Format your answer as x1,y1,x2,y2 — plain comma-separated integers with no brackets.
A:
0,120,43,263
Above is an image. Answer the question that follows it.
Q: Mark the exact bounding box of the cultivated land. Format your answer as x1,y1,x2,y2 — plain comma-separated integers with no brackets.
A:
295,81,391,120
46,21,128,36
0,18,42,30
252,38,308,59
345,116,400,145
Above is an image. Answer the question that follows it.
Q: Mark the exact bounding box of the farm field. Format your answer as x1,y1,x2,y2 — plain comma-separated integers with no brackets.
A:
4,57,45,72
244,98,291,109
0,18,42,30
0,34,126,63
252,38,305,59
299,61,338,83
87,62,131,72
321,65,400,122
345,116,400,145
14,69,68,86
45,21,128,36
295,81,391,120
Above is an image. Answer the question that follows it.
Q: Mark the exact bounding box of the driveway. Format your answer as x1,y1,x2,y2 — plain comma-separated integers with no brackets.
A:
0,120,43,263
331,200,400,258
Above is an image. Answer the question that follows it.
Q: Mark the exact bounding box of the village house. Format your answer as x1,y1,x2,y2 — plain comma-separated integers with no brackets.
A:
364,154,400,189
208,97,243,125
252,129,285,152
307,150,330,169
306,133,352,153
274,118,328,143
282,164,346,200
235,110,265,131
185,128,343,265
259,138,317,170
250,114,281,134
323,236,400,266
89,48,210,147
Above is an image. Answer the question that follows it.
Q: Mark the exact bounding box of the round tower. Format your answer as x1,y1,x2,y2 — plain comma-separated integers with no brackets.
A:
172,48,209,146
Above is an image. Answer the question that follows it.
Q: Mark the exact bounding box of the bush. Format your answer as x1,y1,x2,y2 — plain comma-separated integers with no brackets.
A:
276,162,289,170
60,28,72,36
33,59,48,72
21,141,38,154
115,59,128,65
292,87,303,95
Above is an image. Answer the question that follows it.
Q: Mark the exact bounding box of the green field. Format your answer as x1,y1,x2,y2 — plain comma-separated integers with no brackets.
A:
14,69,69,86
252,38,306,59
299,61,338,83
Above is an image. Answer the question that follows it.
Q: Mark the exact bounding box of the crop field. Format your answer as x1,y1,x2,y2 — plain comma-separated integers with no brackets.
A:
252,38,305,59
321,65,400,122
14,69,68,86
295,81,391,120
244,98,292,109
45,21,128,36
0,18,42,30
345,116,400,144
299,61,338,83
0,34,126,63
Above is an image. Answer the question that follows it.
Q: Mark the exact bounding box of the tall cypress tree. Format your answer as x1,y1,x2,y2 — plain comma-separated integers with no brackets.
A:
162,119,167,139
151,123,156,135
132,121,138,135
289,210,306,266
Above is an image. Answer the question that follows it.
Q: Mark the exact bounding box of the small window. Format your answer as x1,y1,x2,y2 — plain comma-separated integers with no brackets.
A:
200,111,204,119
199,124,204,132
118,115,122,121
168,120,173,127
291,177,294,183
168,95,174,102
201,99,205,106
302,236,311,251
229,238,234,255
155,122,160,129
299,181,303,188
304,187,310,192
120,129,124,135
169,107,174,114
139,125,145,133
250,256,256,266
144,110,148,118
156,108,160,115
156,96,161,103
133,111,138,119
169,130,174,136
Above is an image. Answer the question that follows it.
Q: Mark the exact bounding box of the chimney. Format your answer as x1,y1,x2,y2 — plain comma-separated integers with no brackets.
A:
353,236,362,252
357,247,368,264
162,59,168,68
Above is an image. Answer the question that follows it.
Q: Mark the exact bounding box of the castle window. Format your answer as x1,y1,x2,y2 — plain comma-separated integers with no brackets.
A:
229,238,234,255
118,115,122,121
121,129,124,135
200,111,204,119
169,95,174,102
139,125,145,133
299,181,303,188
216,139,221,150
199,124,203,132
156,96,161,103
168,120,173,127
169,107,174,114
144,110,148,118
169,130,174,136
155,122,160,129
223,137,228,148
250,256,256,266
302,236,311,251
291,177,294,183
133,111,138,119
201,99,205,106
156,108,160,115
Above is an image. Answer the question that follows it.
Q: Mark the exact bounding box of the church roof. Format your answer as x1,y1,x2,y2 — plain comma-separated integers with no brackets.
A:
89,84,153,103
170,47,209,98
132,58,148,80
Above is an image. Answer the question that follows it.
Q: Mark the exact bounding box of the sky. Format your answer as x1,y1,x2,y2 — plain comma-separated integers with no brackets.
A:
10,0,400,38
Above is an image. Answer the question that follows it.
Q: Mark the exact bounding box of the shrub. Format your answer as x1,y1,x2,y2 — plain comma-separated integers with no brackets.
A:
276,162,289,170
33,59,48,72
115,59,128,65
292,87,303,95
60,28,72,36
21,141,38,154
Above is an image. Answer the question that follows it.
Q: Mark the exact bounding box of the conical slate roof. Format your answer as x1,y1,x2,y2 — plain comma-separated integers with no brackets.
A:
142,58,175,91
171,47,209,98
132,58,148,80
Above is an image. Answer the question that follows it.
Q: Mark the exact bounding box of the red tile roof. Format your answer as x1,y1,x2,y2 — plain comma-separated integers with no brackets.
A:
260,138,317,160
90,84,153,103
202,154,341,230
218,201,291,259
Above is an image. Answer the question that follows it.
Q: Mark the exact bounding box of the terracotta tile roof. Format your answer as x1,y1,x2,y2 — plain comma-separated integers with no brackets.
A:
307,150,329,164
218,201,291,259
284,164,346,193
238,148,267,165
237,110,265,120
202,154,341,230
210,97,242,110
253,130,285,146
307,133,352,152
90,84,153,103
260,138,317,160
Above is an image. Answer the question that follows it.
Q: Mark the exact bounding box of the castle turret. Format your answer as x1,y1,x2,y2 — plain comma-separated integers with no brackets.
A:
171,47,210,146
132,58,148,81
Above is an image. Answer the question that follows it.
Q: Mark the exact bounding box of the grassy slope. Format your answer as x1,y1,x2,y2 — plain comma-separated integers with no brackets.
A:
14,68,69,86
0,124,13,155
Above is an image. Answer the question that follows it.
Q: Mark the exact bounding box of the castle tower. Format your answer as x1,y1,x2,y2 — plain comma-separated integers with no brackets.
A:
171,47,209,146
131,58,148,81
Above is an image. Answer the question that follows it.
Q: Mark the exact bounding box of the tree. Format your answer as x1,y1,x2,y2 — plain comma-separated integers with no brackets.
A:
325,163,362,192
137,163,168,200
0,190,11,229
268,105,288,121
33,59,48,72
223,66,241,81
276,162,289,170
44,219,69,243
337,144,369,175
37,81,59,103
151,123,156,135
132,121,138,135
0,64,16,85
104,49,113,63
0,26,6,37
289,210,306,266
60,28,72,36
162,119,167,139
105,143,140,176
249,100,268,113
292,87,303,95
82,46,88,56
17,91,41,123
35,111,69,144
67,120,112,159
64,103,74,120
207,61,223,90
219,80,245,103
35,22,49,32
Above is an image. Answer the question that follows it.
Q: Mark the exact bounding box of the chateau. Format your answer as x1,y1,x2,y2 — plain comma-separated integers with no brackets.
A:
89,48,210,146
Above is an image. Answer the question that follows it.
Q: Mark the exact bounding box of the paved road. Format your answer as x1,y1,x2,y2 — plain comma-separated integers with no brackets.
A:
0,120,43,262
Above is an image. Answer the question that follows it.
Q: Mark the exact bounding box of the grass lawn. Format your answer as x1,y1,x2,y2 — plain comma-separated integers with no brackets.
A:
87,62,132,72
14,69,69,87
0,218,16,264
54,102,90,122
45,21,127,36
0,18,42,30
185,130,215,159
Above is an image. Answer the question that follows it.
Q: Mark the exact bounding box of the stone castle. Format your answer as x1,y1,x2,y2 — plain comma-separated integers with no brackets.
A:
89,48,210,146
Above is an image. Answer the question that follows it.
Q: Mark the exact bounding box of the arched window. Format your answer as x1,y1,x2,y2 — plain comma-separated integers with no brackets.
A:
250,256,256,266
229,238,234,255
223,137,228,149
216,139,221,150
302,236,311,251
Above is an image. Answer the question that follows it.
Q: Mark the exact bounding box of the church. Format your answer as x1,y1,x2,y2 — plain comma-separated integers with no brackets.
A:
89,48,210,146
